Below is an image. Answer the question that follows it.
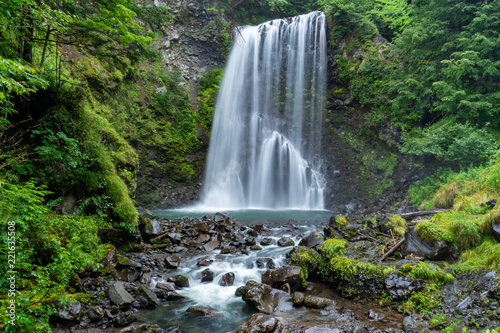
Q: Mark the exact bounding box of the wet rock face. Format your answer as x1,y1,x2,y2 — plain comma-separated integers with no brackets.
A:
261,266,303,292
278,237,295,247
239,281,293,314
299,231,325,250
201,268,214,282
186,306,220,318
236,313,290,333
135,284,160,308
219,272,235,286
402,227,450,260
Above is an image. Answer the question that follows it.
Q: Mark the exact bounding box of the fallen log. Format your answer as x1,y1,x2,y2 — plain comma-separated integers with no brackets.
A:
380,237,405,262
399,209,451,221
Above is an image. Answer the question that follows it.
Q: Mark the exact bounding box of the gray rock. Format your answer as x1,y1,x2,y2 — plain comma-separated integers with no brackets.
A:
219,272,235,286
368,309,385,321
167,275,190,288
186,306,220,318
260,238,273,246
118,267,140,282
108,281,135,306
56,301,82,321
165,255,181,269
140,272,152,284
304,328,340,333
277,237,295,247
236,313,289,333
493,223,500,242
156,282,176,292
292,292,305,306
201,268,214,282
261,266,303,291
402,227,450,260
214,212,234,224
240,281,293,314
167,233,182,245
352,326,368,333
117,256,142,268
87,306,104,321
196,233,210,243
256,258,275,269
299,231,325,249
204,240,220,251
115,311,136,327
119,324,163,333
135,284,160,308
303,295,335,309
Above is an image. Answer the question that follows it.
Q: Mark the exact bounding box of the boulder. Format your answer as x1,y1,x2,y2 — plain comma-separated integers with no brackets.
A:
108,281,135,306
219,272,235,286
55,301,82,321
197,257,212,266
196,233,210,243
117,256,142,268
204,240,220,251
260,238,273,246
261,266,303,291
167,275,190,288
256,258,275,269
291,292,305,306
140,272,152,284
220,245,239,255
303,295,335,309
165,256,181,269
493,223,500,242
135,284,160,308
277,237,295,247
236,313,289,333
99,246,117,273
201,268,214,282
118,267,140,282
186,306,220,318
385,273,423,300
214,212,235,225
115,311,136,327
156,282,176,292
87,306,104,321
402,228,450,260
299,231,325,249
304,329,340,333
239,281,293,314
119,324,163,333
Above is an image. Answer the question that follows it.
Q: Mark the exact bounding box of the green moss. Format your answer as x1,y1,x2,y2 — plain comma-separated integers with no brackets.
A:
320,238,348,257
335,215,348,227
387,214,407,229
452,238,500,273
400,262,454,284
415,220,454,243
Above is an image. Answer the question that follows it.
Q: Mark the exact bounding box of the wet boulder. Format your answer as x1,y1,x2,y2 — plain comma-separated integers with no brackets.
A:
203,240,220,251
402,227,450,260
261,266,303,292
304,328,340,333
278,237,295,247
117,256,142,268
164,255,181,269
299,231,325,250
99,246,118,274
186,306,220,318
115,310,136,327
55,301,82,321
236,313,289,333
108,281,135,307
291,292,305,306
260,238,273,246
256,258,276,269
214,212,235,225
167,275,190,288
239,280,293,314
118,267,140,282
120,324,163,333
219,272,235,286
493,223,500,242
135,284,160,308
201,268,214,282
220,245,239,255
197,256,212,266
156,282,176,292
303,295,335,309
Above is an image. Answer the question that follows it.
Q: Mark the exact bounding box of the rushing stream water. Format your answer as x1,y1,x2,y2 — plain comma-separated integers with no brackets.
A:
137,210,332,332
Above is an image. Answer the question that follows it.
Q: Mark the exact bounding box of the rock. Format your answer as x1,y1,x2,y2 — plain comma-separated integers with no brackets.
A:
87,306,105,321
385,273,422,299
219,272,235,286
117,256,142,268
239,281,293,314
186,306,220,318
304,328,340,333
245,236,257,246
256,258,276,269
135,284,160,308
201,268,214,282
292,292,305,306
352,327,368,333
119,324,163,333
99,246,118,273
260,238,273,246
56,301,82,321
108,281,135,307
236,313,289,333
196,233,210,243
156,282,176,292
204,240,220,251
303,295,335,309
278,237,295,247
140,272,152,284
167,275,190,288
402,227,450,260
167,233,183,244
99,229,140,250
165,255,181,269
368,309,385,321
197,257,212,266
483,199,497,209
493,223,500,242
250,245,263,251
261,266,303,291
402,315,431,332
299,231,325,249
115,311,136,327
118,267,140,282
214,212,234,225
220,245,239,254
143,219,162,236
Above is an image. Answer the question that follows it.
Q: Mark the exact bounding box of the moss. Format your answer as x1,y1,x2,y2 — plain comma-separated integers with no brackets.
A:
335,215,348,226
434,182,459,208
320,238,348,257
393,226,406,237
387,214,407,229
452,238,500,273
415,220,454,243
400,262,454,284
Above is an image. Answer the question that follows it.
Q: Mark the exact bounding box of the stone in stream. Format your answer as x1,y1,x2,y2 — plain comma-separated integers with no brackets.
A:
236,313,289,333
220,245,238,255
201,268,214,282
260,237,273,246
140,271,152,284
135,284,160,308
277,237,295,247
256,258,276,269
167,275,190,288
298,231,325,249
118,267,140,282
204,240,220,251
164,255,181,269
120,324,163,333
186,306,220,318
261,266,303,292
108,281,135,307
304,328,340,333
239,280,293,314
402,227,450,260
219,272,235,286
197,256,212,266
303,295,335,309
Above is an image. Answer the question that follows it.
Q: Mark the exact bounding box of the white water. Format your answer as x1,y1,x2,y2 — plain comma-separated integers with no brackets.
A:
198,12,328,211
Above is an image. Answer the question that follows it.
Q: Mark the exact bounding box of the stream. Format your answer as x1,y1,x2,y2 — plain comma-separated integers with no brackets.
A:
135,210,404,332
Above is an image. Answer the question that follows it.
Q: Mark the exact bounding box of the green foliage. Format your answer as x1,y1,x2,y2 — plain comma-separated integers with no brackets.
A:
320,238,348,257
386,214,406,229
399,288,441,315
334,215,348,226
400,262,454,284
453,238,500,273
0,179,107,331
197,69,224,135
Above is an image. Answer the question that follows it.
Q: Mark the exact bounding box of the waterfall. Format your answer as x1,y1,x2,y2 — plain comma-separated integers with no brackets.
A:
199,11,327,210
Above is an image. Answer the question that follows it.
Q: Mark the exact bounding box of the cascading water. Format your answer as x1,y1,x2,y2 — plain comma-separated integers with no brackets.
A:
199,12,327,210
